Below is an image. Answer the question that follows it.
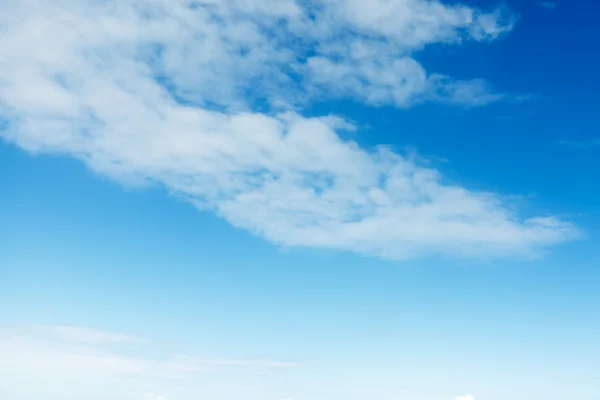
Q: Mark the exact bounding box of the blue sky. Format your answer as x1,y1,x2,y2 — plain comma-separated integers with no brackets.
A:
1,1,600,400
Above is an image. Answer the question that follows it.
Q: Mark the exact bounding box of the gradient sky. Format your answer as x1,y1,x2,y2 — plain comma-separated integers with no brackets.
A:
1,1,600,400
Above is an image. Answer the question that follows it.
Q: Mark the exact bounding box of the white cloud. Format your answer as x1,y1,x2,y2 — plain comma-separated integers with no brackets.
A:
455,395,475,400
0,0,579,260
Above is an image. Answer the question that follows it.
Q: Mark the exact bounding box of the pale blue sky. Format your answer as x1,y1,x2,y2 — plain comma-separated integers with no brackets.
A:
1,1,600,400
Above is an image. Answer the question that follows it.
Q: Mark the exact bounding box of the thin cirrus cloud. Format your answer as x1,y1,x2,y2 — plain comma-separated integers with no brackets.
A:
0,325,304,399
455,396,476,400
0,0,579,260
540,1,557,10
29,324,139,345
558,139,600,149
0,325,303,375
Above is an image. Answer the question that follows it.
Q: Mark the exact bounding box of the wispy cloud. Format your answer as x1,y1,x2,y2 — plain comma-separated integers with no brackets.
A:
558,139,600,149
0,325,304,399
1,325,303,375
339,387,409,397
144,394,167,400
0,0,578,260
30,324,138,345
541,1,557,10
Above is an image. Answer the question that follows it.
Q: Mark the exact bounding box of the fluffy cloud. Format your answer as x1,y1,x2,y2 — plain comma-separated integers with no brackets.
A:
455,395,475,400
0,0,579,259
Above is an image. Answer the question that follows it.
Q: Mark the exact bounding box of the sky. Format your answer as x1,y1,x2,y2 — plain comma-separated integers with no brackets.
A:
1,0,600,399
